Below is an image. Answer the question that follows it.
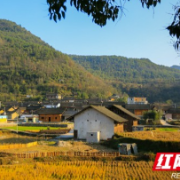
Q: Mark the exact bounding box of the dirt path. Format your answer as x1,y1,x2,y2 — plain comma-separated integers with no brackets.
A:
160,120,174,126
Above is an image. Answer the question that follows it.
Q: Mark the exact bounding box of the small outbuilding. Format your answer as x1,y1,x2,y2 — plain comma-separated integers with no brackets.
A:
132,125,144,132
118,143,138,155
86,131,100,143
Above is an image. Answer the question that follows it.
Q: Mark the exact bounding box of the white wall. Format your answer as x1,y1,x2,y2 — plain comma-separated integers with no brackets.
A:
74,108,114,140
44,103,60,108
165,113,172,120
128,97,134,104
127,97,148,104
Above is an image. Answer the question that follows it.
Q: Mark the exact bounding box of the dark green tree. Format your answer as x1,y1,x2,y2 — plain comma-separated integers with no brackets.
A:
167,3,180,50
143,110,162,122
47,0,161,26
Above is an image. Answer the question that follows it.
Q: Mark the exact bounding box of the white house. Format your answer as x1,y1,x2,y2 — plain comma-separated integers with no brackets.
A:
68,105,127,140
43,103,61,108
127,97,148,104
19,114,39,123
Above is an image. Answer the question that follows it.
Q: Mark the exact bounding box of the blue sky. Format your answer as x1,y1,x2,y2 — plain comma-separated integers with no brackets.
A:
0,0,179,66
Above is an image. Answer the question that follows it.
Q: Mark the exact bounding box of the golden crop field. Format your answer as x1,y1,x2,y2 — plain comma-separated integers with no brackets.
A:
117,131,180,141
0,161,173,180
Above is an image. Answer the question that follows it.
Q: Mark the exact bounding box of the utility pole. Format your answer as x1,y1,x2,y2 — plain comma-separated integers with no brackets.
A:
16,116,19,134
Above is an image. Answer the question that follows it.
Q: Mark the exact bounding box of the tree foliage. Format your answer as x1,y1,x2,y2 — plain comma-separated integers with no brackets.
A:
167,3,180,50
47,0,161,26
143,110,162,121
117,93,129,103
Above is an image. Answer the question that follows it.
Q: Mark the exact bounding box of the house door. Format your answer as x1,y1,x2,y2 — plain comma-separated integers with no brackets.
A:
49,117,51,122
28,118,33,123
124,123,128,131
74,130,78,139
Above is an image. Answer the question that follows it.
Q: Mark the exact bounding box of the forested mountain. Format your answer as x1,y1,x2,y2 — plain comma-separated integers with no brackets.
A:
1,19,180,103
171,65,180,70
70,55,180,83
70,55,180,103
0,19,115,101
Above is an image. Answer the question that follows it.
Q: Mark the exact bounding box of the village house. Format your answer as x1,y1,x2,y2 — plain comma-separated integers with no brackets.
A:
103,101,125,107
127,97,148,104
37,108,66,122
6,110,19,121
46,93,61,100
68,105,127,141
42,102,60,108
6,107,25,121
109,94,120,101
0,115,7,123
0,109,4,115
125,104,151,117
62,107,81,120
151,103,173,120
165,108,180,120
19,114,39,123
23,104,42,114
108,104,140,132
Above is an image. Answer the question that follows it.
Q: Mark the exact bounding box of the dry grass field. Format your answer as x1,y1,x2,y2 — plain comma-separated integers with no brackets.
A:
0,130,115,153
0,130,178,180
1,130,180,154
0,140,117,154
117,131,180,141
0,131,39,144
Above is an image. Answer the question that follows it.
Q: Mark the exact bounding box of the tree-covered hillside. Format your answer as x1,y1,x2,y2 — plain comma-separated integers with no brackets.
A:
0,19,115,101
70,55,180,103
1,19,180,103
70,55,180,83
171,65,180,70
